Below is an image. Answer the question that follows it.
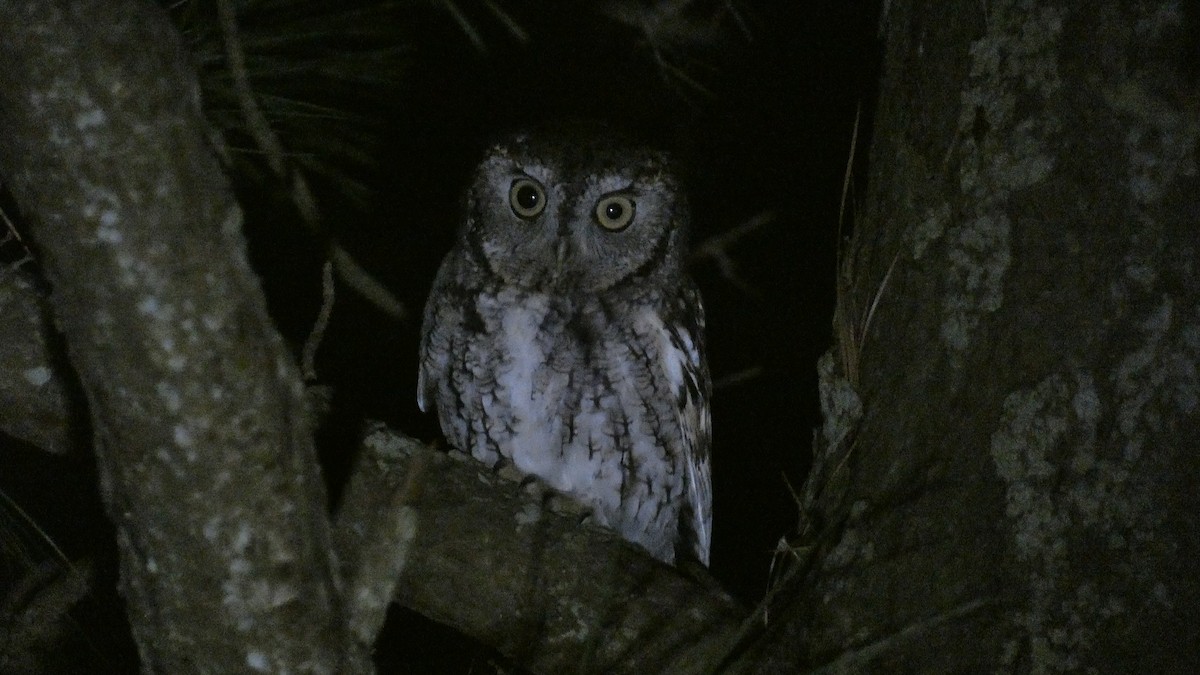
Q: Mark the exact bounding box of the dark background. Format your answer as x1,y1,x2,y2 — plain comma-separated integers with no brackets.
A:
305,0,884,597
1,1,882,671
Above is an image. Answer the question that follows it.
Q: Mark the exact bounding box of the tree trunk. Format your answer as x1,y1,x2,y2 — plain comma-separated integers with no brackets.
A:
0,2,365,671
741,0,1200,671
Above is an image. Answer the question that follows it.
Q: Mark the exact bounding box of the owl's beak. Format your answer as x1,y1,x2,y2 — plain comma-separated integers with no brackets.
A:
553,238,570,281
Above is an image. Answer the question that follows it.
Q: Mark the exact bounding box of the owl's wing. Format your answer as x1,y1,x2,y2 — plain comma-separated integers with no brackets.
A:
670,282,713,565
417,256,461,414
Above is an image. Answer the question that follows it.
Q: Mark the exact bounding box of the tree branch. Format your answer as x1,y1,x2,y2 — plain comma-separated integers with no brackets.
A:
336,425,748,674
0,266,81,455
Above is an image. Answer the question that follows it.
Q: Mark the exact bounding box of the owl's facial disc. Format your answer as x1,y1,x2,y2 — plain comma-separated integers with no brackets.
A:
467,143,684,295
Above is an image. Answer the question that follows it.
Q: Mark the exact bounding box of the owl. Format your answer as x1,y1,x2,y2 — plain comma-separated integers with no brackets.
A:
418,126,711,565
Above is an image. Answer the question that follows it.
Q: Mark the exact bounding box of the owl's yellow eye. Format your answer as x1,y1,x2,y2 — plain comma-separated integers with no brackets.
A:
595,195,635,231
509,178,546,218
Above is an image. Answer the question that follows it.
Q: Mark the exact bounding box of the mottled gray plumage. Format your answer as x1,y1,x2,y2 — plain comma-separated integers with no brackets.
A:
418,127,711,565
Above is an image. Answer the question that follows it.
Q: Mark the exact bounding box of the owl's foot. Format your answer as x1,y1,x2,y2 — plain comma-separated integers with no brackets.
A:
493,457,525,484
541,488,593,524
512,469,595,524
485,457,595,525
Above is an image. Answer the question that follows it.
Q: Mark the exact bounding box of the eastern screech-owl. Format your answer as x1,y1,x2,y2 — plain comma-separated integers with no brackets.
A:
418,126,711,565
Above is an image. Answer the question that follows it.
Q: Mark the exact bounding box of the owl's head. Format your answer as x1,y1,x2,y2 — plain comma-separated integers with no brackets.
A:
461,126,689,295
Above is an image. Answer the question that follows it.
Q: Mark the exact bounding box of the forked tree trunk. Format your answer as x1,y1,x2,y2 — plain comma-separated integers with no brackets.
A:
737,0,1200,671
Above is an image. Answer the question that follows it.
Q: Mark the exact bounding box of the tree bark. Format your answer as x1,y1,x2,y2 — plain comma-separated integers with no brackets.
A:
743,0,1200,671
0,2,364,672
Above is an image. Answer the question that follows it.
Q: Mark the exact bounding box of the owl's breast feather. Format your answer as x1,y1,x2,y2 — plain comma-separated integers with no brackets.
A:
481,290,566,473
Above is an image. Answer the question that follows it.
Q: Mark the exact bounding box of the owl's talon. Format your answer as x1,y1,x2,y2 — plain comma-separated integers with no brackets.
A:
495,461,525,484
543,490,590,519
